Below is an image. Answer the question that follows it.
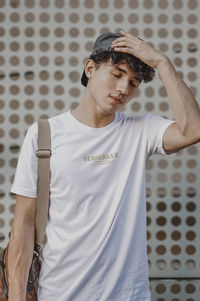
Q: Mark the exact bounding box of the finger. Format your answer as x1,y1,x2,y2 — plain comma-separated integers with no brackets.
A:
112,46,134,55
113,37,127,43
119,30,128,35
112,41,140,51
112,38,132,46
111,41,135,49
112,38,138,45
112,36,139,44
120,30,136,38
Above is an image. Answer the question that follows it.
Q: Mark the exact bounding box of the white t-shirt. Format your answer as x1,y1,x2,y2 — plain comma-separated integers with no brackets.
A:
11,111,175,301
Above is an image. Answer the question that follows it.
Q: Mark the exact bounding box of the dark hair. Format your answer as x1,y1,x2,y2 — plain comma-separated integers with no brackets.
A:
88,48,155,84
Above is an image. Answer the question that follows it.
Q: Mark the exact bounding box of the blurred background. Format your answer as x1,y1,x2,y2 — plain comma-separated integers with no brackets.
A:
0,0,199,300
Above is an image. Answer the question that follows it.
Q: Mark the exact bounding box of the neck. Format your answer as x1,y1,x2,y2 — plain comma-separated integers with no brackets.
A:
71,89,115,128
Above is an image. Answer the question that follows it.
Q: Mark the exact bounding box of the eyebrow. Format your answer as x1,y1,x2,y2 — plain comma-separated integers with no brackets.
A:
112,66,142,82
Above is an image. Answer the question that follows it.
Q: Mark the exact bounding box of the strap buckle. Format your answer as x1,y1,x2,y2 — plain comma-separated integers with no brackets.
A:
36,149,51,158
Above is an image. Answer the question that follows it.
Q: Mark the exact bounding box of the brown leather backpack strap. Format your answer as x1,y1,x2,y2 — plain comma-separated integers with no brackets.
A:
35,119,51,247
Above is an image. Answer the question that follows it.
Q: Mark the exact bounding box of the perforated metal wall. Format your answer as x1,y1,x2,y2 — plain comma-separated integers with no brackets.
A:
0,1,199,300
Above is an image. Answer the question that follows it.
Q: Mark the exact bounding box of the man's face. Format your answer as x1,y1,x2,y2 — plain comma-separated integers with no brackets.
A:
86,58,141,114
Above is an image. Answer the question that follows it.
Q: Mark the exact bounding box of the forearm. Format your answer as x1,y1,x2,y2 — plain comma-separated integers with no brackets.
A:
157,57,200,138
8,220,34,301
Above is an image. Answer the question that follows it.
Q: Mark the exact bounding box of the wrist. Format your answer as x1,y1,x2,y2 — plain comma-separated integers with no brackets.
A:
156,55,172,72
156,56,178,83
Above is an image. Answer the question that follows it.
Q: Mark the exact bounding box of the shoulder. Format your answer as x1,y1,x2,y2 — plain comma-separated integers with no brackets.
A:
25,121,38,141
24,111,69,140
47,111,69,129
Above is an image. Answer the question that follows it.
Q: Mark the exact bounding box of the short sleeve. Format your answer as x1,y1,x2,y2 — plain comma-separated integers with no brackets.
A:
146,113,176,157
10,122,38,198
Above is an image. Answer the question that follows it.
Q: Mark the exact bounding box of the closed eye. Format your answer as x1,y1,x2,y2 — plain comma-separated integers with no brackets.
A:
112,73,120,78
112,73,139,88
129,82,137,88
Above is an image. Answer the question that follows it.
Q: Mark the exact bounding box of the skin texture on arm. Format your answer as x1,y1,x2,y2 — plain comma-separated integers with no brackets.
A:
111,30,200,153
8,194,35,301
157,58,200,153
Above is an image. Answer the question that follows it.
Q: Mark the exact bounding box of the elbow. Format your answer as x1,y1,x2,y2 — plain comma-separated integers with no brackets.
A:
190,134,200,145
187,133,200,145
182,124,200,144
193,127,200,143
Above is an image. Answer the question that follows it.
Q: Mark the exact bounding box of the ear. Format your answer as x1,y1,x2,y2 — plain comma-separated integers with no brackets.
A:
84,59,96,79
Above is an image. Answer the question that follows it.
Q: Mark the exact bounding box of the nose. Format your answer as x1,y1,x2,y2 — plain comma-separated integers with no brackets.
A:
116,79,129,96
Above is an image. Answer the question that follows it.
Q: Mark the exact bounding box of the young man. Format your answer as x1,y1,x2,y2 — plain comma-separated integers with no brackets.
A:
8,31,200,301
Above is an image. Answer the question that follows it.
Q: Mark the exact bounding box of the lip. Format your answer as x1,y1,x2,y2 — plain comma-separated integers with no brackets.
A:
110,96,123,104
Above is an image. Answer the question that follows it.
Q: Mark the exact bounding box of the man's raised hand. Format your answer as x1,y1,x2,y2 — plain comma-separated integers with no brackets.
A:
111,30,167,69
